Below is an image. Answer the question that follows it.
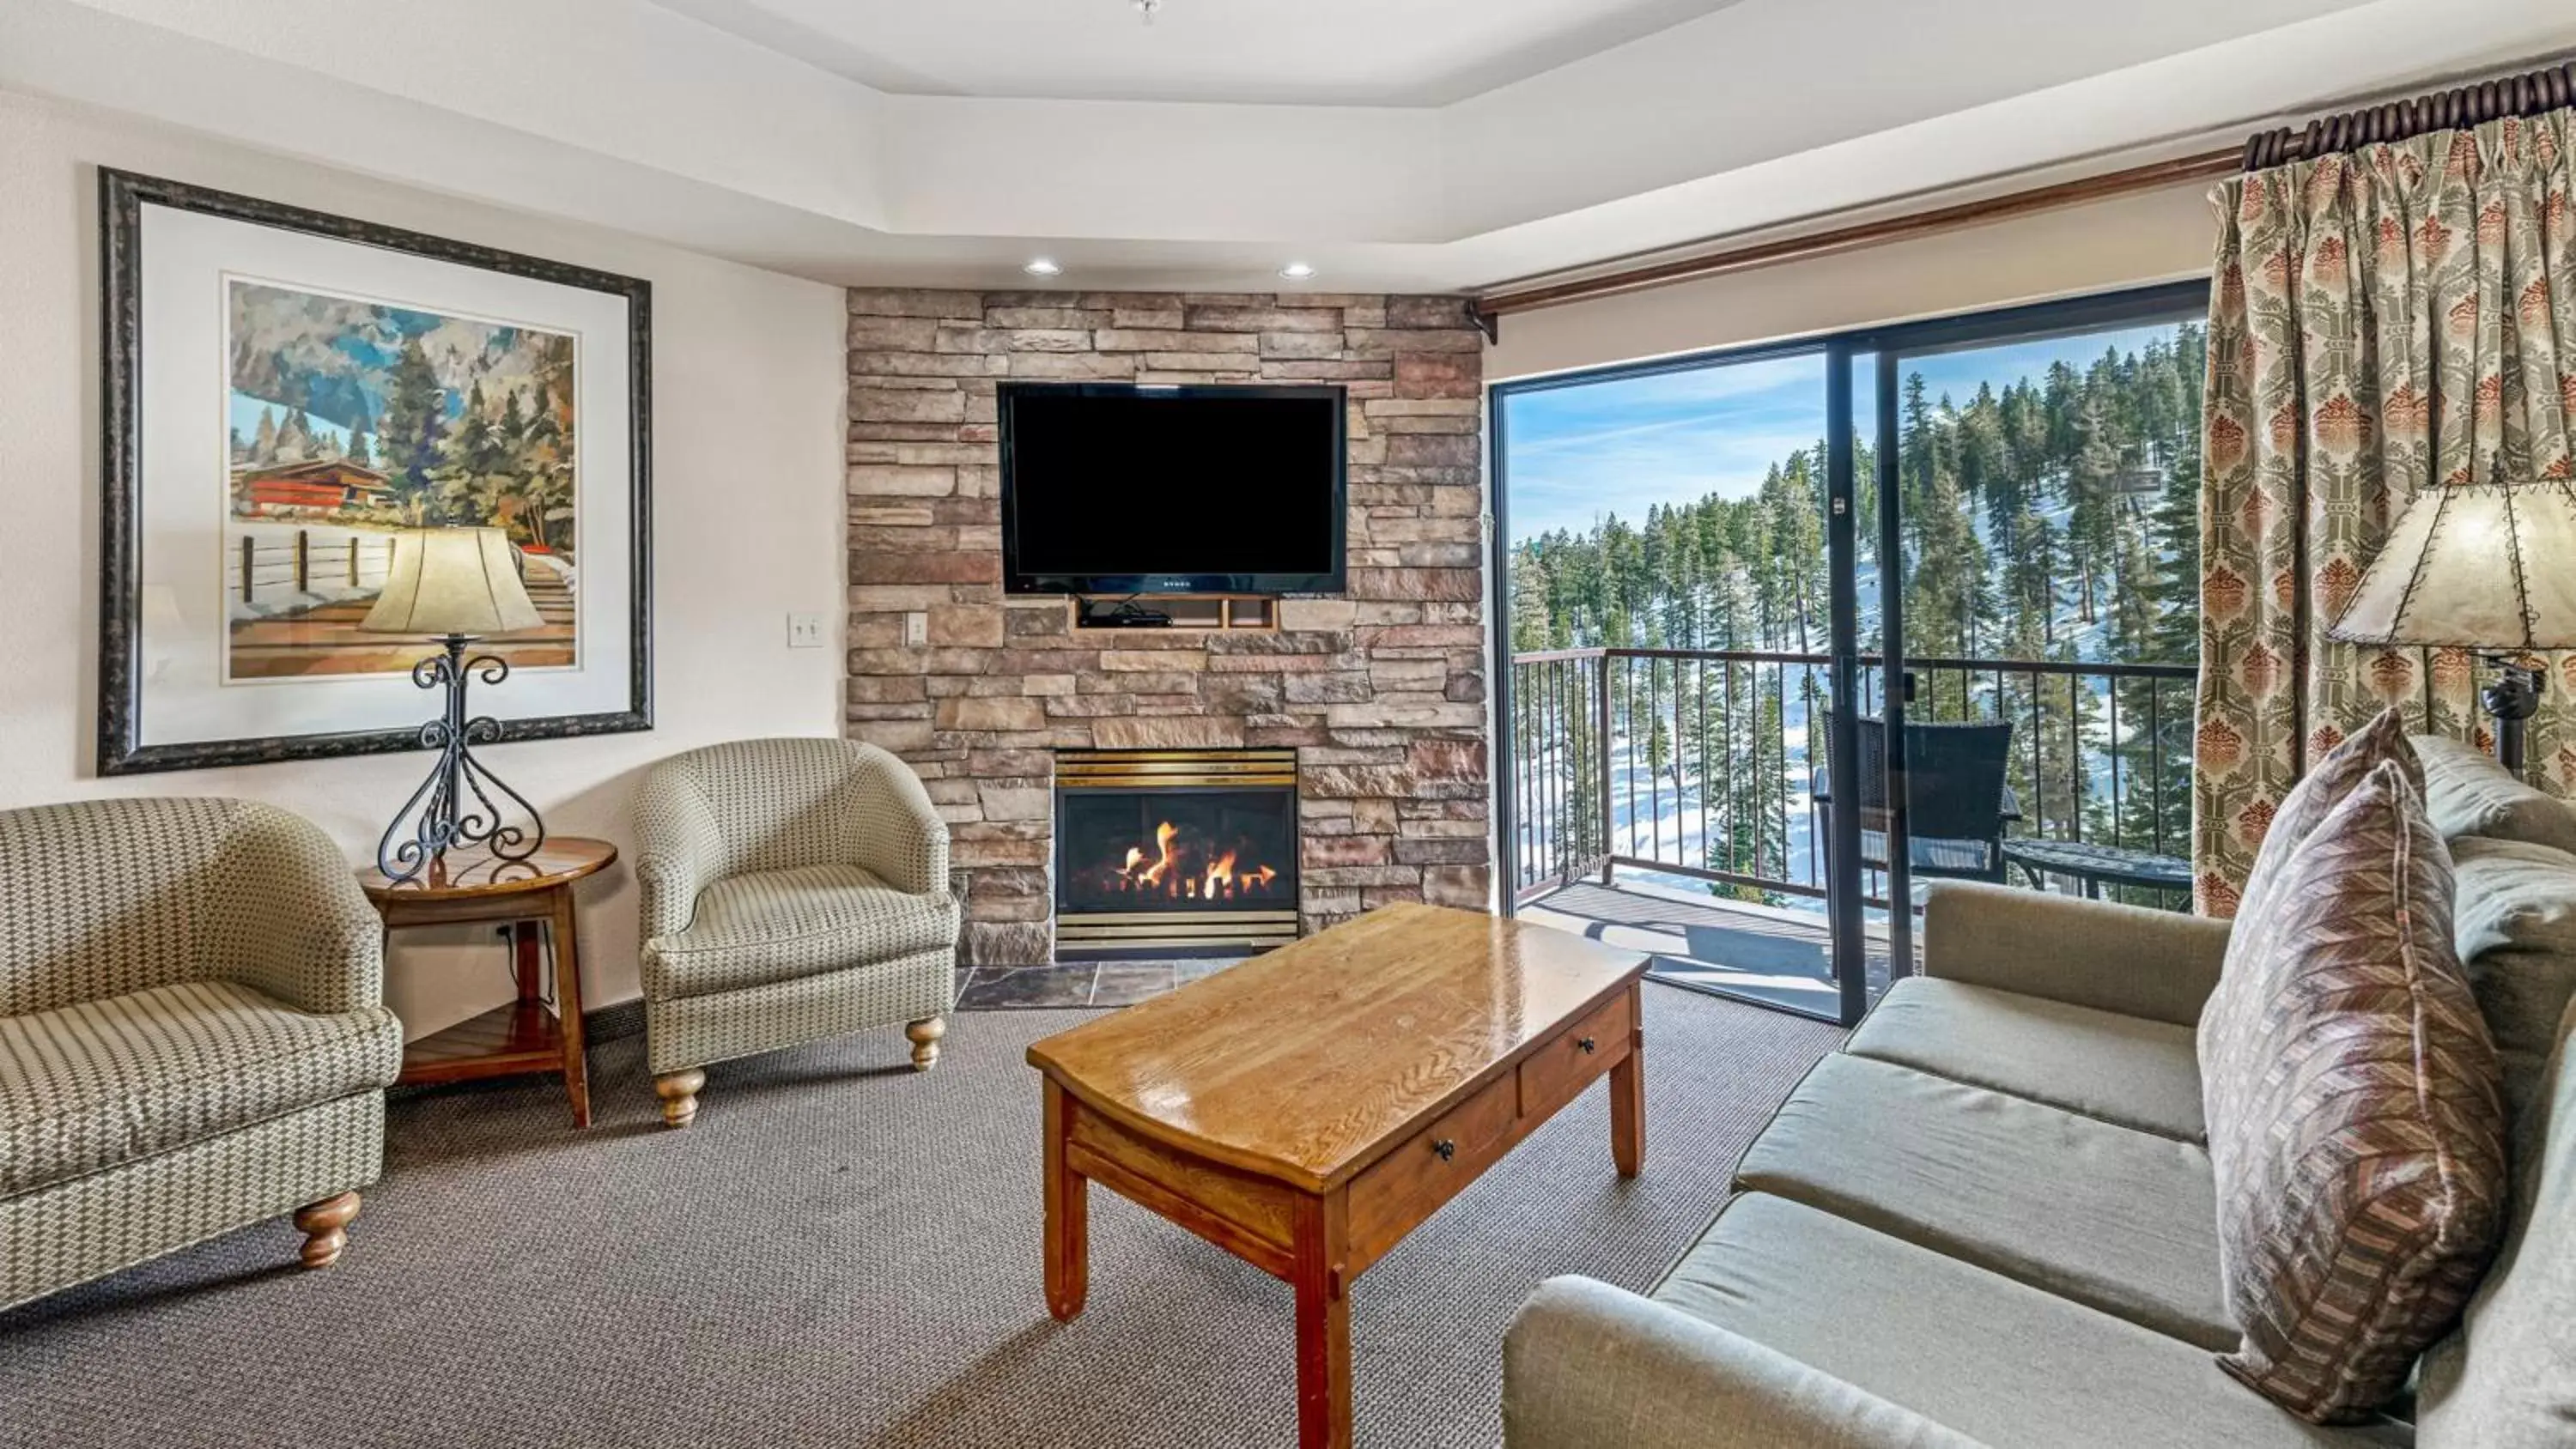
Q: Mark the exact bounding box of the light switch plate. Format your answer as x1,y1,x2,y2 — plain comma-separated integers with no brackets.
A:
787,612,826,648
903,611,929,648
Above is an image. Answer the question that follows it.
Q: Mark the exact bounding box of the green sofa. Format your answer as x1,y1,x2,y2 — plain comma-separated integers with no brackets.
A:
0,798,403,1310
1504,745,2576,1448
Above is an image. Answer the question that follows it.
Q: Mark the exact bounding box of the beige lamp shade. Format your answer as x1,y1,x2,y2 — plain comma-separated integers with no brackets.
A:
2333,480,2576,650
358,527,544,636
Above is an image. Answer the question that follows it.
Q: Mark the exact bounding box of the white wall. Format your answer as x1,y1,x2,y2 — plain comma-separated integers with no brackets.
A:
1483,180,2218,382
0,88,850,1035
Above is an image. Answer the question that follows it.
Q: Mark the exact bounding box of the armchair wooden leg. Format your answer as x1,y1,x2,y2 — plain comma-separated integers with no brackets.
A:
654,1067,707,1128
906,1016,946,1072
294,1191,361,1270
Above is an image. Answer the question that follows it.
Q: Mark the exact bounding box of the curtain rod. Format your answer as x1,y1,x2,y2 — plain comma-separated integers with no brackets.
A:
1469,55,2576,338
2239,58,2574,170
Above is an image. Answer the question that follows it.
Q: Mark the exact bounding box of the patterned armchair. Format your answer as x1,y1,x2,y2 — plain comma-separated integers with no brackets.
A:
633,738,958,1128
0,798,402,1311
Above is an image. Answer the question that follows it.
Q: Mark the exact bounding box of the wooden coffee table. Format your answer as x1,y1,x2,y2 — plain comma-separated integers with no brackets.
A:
1026,902,1649,1448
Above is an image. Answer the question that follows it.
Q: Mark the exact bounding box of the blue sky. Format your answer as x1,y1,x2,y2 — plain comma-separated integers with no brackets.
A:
228,391,354,452
1500,322,2185,542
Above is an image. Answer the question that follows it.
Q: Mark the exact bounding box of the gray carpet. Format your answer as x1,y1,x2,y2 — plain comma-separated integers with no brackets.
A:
0,985,1842,1449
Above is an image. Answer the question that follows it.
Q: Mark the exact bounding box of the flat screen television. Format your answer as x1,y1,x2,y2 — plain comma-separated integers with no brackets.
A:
998,382,1346,596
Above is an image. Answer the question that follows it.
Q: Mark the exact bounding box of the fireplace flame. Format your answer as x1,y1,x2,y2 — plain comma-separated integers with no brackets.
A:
1134,821,1182,888
1099,819,1280,904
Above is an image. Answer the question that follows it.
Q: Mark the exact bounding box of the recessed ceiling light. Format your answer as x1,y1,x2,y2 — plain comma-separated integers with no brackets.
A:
1023,258,1063,276
1278,262,1316,281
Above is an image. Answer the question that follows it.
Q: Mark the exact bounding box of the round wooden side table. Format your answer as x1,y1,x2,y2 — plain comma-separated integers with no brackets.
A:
360,838,617,1128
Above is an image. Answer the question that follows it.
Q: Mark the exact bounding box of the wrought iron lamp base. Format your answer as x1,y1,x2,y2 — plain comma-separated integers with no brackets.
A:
376,634,546,883
2481,656,2543,779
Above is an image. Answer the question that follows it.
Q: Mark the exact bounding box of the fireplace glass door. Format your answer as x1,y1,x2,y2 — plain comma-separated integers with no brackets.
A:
1054,748,1300,954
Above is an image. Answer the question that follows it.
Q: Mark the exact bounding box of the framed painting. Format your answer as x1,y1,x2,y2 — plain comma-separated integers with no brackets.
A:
98,169,652,775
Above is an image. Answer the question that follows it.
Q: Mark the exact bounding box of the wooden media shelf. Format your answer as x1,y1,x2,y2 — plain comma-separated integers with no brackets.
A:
1069,596,1279,632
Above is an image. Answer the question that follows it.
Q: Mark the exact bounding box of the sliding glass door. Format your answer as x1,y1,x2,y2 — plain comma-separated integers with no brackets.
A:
1865,288,2209,977
1492,280,2209,1026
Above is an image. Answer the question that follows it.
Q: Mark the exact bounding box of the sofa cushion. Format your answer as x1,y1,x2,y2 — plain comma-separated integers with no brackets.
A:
2201,761,2508,1422
2415,995,2576,1449
0,979,401,1196
2451,835,2576,1129
1653,1193,2397,1449
1734,1052,2235,1349
2237,707,2421,926
645,863,960,999
2412,733,2576,856
1844,977,2205,1141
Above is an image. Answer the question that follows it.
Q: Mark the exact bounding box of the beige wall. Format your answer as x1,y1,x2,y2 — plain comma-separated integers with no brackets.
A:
1482,180,2219,382
0,88,850,1034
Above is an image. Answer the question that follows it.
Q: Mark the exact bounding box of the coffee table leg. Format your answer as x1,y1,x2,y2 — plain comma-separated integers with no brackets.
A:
1042,1077,1088,1322
1611,983,1643,1178
1291,1192,1352,1449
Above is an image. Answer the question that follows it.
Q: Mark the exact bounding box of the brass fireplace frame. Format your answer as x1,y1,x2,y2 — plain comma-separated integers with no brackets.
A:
1054,747,1300,955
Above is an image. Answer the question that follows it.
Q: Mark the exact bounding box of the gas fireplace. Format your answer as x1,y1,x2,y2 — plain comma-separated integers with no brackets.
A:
1054,748,1299,954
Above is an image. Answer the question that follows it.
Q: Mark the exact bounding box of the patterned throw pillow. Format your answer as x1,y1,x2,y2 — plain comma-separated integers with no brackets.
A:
2201,761,2509,1422
2233,706,2424,928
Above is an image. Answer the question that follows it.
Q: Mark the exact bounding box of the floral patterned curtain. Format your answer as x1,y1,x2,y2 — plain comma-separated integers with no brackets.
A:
2195,110,2576,917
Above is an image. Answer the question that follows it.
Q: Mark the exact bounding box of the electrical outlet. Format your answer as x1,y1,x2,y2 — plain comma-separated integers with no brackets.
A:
787,612,825,649
903,611,929,648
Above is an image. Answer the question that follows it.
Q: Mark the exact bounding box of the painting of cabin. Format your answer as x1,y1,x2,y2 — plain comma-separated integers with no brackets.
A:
222,278,577,682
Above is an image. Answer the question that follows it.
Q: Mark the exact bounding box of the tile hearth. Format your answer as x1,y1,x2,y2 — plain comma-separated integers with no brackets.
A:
951,959,1242,1011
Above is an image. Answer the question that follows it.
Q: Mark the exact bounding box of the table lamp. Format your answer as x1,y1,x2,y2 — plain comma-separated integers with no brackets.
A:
2331,459,2576,774
358,526,549,882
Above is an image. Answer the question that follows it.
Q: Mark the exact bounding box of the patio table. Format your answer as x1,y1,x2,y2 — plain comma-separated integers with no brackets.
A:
2000,837,2192,906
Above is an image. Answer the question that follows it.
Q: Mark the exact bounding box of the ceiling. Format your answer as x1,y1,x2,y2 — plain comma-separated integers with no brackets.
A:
6,0,2571,297
648,0,1750,106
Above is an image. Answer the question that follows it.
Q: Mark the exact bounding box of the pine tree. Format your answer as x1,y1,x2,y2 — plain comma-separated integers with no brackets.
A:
378,335,447,520
251,406,278,464
2066,394,2122,623
2002,497,2059,652
433,379,502,525
276,407,313,463
1899,372,1936,554
1905,467,1989,664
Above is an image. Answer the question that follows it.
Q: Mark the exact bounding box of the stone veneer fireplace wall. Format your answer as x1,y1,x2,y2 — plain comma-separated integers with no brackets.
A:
842,288,1491,966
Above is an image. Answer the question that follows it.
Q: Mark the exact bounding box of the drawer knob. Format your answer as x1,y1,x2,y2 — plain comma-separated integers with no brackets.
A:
1432,1138,1456,1162
1577,1036,1597,1054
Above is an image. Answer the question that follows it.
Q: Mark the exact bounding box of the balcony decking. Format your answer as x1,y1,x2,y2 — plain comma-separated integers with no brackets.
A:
1520,876,1899,1016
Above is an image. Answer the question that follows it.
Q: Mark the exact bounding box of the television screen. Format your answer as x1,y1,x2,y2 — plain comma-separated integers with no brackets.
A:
999,383,1346,595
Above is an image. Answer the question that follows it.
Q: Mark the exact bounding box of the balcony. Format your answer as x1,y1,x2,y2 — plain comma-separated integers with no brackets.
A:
1504,646,2197,1018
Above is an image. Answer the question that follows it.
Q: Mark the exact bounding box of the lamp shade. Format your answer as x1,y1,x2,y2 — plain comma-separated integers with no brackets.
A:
358,527,544,636
2332,480,2576,649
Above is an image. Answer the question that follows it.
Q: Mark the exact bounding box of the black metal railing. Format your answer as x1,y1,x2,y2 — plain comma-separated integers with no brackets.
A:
1505,646,2197,910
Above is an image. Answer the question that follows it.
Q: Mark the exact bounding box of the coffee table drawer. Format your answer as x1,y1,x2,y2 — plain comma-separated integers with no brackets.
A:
1517,988,1633,1119
1347,1070,1518,1266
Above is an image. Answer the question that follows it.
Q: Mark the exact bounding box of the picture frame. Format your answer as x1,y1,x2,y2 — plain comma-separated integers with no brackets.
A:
97,168,653,775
